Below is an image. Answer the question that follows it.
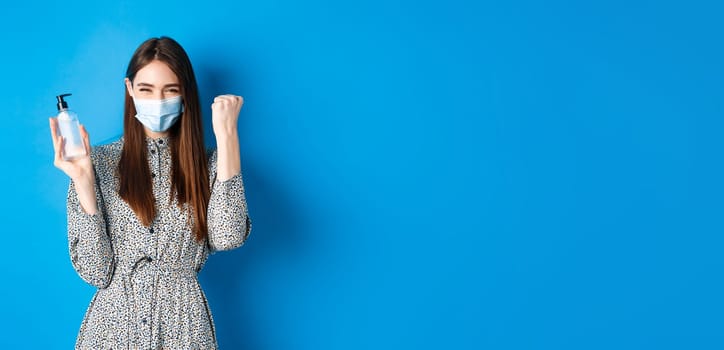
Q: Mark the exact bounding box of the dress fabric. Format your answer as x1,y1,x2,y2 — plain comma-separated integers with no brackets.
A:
67,136,252,350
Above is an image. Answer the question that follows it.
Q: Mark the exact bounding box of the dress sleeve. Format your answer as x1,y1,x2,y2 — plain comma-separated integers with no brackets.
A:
207,149,252,252
67,162,115,289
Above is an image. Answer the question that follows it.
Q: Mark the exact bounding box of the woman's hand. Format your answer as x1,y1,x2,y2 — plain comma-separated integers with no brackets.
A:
211,94,243,140
49,118,94,181
49,117,98,214
210,95,243,181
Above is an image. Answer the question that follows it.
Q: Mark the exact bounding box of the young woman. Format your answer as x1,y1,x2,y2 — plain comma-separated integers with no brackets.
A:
49,36,252,349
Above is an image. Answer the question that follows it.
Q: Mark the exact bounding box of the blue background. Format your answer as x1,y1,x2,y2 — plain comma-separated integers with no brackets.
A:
1,0,723,349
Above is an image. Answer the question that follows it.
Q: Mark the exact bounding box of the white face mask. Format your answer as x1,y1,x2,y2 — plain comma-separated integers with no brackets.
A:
132,95,184,132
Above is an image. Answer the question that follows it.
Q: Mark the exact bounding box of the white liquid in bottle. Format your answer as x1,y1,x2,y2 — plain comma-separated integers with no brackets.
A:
55,93,87,160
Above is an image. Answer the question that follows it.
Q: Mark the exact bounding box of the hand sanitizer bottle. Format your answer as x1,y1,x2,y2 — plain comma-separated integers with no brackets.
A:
55,93,87,160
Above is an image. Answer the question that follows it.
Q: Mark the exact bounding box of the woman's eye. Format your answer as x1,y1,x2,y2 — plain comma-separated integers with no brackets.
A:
166,89,179,93
139,88,151,92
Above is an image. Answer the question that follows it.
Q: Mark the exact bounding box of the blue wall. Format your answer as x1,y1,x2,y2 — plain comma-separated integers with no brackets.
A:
2,0,723,348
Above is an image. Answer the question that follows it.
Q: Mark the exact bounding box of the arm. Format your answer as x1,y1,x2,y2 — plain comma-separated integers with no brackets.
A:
66,164,115,288
50,118,114,288
207,94,252,252
207,150,252,252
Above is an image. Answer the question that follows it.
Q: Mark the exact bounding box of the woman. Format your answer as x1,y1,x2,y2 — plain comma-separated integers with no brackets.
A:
49,36,252,349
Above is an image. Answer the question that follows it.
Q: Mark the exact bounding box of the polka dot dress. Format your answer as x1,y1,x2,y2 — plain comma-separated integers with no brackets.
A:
66,136,252,349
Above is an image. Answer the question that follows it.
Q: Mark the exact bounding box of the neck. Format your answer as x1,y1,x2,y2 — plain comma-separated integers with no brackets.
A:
144,128,169,139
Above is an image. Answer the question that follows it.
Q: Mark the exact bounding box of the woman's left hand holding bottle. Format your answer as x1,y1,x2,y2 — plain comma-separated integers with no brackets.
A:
49,118,98,215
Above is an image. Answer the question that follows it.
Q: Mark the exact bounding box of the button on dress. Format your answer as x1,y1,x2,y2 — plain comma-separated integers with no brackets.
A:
66,136,252,349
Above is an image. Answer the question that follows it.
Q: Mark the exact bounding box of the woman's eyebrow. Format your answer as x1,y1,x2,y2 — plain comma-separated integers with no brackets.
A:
135,82,180,88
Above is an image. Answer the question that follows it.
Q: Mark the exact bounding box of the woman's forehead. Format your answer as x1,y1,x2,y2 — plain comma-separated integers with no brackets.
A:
133,60,179,86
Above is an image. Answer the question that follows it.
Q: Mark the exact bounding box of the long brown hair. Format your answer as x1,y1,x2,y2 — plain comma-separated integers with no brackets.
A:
118,36,210,242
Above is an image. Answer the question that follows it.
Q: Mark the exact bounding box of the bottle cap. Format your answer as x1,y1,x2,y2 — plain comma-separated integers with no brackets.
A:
56,93,72,111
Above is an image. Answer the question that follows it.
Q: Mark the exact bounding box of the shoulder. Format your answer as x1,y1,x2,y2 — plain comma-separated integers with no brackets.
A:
206,147,218,165
206,147,219,181
89,138,123,174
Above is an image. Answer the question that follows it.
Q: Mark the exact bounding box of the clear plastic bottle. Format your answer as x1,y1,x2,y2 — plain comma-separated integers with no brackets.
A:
55,93,87,160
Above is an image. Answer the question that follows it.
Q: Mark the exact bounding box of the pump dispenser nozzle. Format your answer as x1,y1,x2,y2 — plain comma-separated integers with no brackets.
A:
56,93,72,111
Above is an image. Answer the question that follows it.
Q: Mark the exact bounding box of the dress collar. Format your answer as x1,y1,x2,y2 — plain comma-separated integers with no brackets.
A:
145,135,171,149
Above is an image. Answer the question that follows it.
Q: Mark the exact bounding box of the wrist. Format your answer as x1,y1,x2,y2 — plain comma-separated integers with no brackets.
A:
71,173,95,187
215,131,239,144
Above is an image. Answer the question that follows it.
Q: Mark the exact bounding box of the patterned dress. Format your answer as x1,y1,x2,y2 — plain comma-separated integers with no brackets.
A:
67,136,252,349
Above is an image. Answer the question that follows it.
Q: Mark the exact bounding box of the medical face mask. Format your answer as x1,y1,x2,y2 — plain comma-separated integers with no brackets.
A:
132,95,184,132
